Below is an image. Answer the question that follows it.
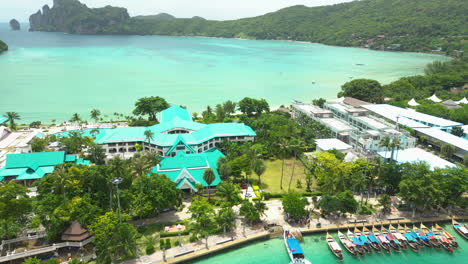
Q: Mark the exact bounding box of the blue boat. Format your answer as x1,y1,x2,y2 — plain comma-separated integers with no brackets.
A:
284,230,312,264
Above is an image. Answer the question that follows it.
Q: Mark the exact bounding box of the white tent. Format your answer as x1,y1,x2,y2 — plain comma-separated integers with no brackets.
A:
427,94,442,103
456,97,468,104
408,98,420,106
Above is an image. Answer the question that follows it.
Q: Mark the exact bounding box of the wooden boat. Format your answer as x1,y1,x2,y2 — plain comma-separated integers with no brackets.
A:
398,224,418,252
452,219,468,240
337,231,359,256
382,225,400,251
432,226,454,252
284,230,312,264
347,229,366,255
421,223,441,249
372,225,390,253
405,224,425,247
390,224,407,250
413,224,431,247
353,227,372,253
435,223,459,248
362,225,382,252
326,233,343,261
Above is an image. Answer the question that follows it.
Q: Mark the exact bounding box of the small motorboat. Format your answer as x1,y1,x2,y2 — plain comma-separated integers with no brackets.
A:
347,229,366,255
452,219,468,240
435,223,459,248
382,226,400,252
390,225,407,250
421,223,441,249
432,226,454,252
362,225,382,252
353,227,372,254
373,226,390,253
284,230,313,264
398,224,418,252
413,224,431,247
326,233,343,261
338,230,359,256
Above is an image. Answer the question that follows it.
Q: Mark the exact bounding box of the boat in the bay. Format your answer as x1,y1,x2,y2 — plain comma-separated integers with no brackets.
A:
284,230,312,264
421,223,441,249
405,224,425,247
372,225,391,253
413,224,432,247
347,229,366,255
362,225,382,252
353,227,372,253
435,223,459,248
390,224,407,250
452,219,468,240
326,232,343,261
337,230,359,256
432,225,454,253
382,225,401,251
398,224,419,252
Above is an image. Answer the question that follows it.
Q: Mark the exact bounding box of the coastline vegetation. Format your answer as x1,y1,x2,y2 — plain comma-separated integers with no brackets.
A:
0,40,8,54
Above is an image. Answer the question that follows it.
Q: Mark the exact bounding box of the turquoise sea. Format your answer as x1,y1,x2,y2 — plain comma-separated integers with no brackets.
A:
0,24,448,123
194,223,467,264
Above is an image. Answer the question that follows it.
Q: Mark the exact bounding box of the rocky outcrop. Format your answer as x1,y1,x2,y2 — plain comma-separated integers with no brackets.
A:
29,0,130,34
9,19,20,30
0,40,8,54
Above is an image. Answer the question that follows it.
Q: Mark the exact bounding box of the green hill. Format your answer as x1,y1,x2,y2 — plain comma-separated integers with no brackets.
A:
0,40,8,54
29,0,467,54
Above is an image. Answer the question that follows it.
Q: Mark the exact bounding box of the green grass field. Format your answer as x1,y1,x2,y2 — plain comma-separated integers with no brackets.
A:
255,158,316,193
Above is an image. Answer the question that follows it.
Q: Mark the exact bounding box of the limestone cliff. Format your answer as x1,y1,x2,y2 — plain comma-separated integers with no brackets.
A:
9,19,21,30
29,0,129,34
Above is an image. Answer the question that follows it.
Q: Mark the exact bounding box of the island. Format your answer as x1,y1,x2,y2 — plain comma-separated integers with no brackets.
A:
9,19,21,30
28,0,466,54
0,40,8,54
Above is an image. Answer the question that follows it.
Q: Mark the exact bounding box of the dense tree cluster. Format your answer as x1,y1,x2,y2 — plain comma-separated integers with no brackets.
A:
0,40,7,54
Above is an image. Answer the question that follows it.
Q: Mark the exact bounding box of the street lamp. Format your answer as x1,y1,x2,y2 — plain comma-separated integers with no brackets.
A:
112,178,123,222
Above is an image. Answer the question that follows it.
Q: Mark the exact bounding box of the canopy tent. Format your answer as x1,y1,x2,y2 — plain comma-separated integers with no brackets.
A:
457,97,468,104
427,94,442,103
287,238,304,255
408,98,420,106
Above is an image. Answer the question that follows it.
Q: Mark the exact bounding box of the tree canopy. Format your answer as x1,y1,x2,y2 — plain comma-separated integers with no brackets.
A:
340,79,383,103
133,96,170,121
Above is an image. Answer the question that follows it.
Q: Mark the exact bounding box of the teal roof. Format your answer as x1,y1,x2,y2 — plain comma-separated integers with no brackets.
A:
153,149,225,188
0,151,89,181
159,105,192,123
0,116,7,125
165,135,196,156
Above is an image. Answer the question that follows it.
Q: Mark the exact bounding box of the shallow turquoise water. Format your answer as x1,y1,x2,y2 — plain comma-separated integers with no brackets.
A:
0,24,448,122
194,223,467,264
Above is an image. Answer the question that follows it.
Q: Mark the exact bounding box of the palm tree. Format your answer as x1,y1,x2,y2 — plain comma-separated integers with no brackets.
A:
379,136,391,159
143,130,154,150
131,155,153,218
216,182,240,205
90,109,101,124
288,138,305,191
70,113,82,129
218,163,232,180
390,138,401,161
5,112,20,130
203,168,216,202
278,138,291,190
252,159,266,188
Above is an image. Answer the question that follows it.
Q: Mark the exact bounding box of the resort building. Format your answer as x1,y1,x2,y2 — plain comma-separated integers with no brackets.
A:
63,105,256,159
315,138,352,153
413,127,468,162
377,147,456,169
293,98,416,155
0,151,89,184
152,149,224,192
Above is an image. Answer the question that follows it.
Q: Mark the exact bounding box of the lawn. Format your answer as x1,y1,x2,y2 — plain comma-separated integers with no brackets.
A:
256,158,316,193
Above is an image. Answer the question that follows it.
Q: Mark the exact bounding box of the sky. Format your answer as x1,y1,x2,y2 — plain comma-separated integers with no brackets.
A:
1,0,354,22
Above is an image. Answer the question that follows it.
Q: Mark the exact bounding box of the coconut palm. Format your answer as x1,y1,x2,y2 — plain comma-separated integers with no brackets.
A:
131,155,153,218
143,130,154,150
288,138,305,191
203,168,216,202
278,138,291,190
90,109,101,124
5,112,20,130
216,182,240,205
252,159,266,188
390,138,401,161
379,136,391,159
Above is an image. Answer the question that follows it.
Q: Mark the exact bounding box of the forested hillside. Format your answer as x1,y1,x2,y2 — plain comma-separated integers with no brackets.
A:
30,0,467,54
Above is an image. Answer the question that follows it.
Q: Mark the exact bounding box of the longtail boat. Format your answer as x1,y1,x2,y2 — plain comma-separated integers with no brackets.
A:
432,225,454,252
372,225,390,253
347,229,366,255
354,227,372,253
284,230,313,264
362,225,382,252
405,224,425,247
398,224,418,252
382,225,400,251
337,231,359,256
326,233,344,261
452,219,468,240
390,224,407,250
413,224,431,247
435,223,459,248
421,223,441,249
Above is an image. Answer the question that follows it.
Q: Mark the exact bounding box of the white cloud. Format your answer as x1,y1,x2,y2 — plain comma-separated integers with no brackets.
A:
1,0,353,22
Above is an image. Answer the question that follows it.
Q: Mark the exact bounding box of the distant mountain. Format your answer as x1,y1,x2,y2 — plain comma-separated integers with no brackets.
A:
134,13,175,20
0,40,8,54
29,0,467,54
9,19,20,30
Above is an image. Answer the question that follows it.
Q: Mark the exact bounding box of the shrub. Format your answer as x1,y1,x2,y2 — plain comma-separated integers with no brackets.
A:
263,192,284,200
359,205,373,215
145,244,155,255
137,225,147,233
252,185,260,191
159,230,190,237
165,239,171,249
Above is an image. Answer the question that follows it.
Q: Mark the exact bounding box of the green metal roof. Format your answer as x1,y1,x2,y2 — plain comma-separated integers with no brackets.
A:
159,105,192,123
165,135,196,156
153,149,224,188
